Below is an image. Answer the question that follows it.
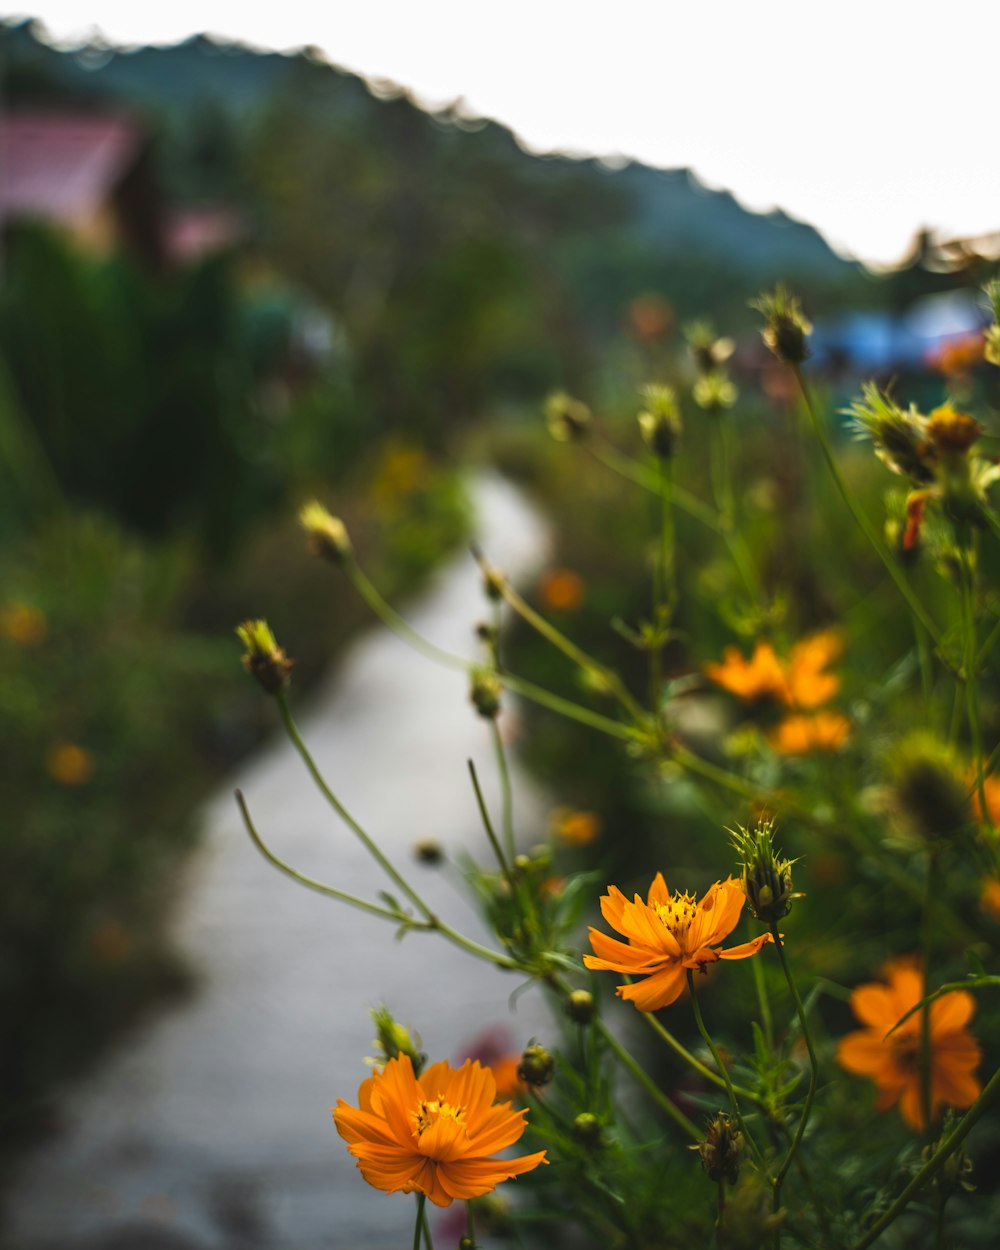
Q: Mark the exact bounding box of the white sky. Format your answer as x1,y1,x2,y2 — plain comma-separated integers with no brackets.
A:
7,0,1000,265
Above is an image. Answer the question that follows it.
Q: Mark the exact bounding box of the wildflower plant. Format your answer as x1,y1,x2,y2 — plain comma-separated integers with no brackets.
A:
233,277,1000,1249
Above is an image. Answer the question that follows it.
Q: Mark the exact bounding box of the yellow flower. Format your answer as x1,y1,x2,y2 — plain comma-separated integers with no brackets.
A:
333,1055,546,1207
550,807,602,847
583,874,773,1011
45,742,95,786
837,961,981,1131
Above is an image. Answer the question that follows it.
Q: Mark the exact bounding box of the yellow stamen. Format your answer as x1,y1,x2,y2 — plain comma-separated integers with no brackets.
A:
655,892,699,938
412,1098,465,1136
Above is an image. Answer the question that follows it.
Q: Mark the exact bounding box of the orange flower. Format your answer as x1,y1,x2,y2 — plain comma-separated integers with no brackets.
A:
1,601,47,645
333,1055,546,1207
706,632,842,709
45,742,95,785
837,961,981,1131
550,806,602,847
537,568,585,613
769,712,850,755
705,641,787,702
785,631,842,708
980,878,1000,921
971,773,1000,827
583,875,773,1012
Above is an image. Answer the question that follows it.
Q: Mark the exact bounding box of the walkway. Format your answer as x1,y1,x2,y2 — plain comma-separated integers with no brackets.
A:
6,474,555,1250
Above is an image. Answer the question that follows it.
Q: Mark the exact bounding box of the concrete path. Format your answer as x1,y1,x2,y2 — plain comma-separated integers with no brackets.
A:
6,474,556,1250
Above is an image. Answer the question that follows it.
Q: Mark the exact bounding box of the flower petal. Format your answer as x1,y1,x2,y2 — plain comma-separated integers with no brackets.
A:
715,932,775,961
617,964,686,1012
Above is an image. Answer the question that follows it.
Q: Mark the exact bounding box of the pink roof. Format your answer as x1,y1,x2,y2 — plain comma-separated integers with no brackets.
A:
0,114,141,226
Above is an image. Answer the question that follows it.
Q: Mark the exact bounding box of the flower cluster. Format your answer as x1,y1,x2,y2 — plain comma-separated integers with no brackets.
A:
705,631,849,754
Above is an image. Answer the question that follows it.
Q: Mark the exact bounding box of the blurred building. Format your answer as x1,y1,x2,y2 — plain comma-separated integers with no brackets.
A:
0,111,243,270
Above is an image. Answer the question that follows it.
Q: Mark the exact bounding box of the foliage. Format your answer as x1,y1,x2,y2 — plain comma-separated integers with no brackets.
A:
238,283,1000,1248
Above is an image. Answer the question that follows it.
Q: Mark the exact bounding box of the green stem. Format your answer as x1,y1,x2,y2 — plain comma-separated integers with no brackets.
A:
485,567,648,725
920,854,936,1138
491,720,516,861
593,1017,700,1141
961,544,992,832
586,437,722,531
753,956,775,1054
769,925,819,1224
277,692,431,918
636,989,766,1108
466,759,513,880
792,367,941,644
421,1198,435,1250
687,971,768,1173
657,453,676,614
235,790,419,924
413,1193,425,1250
848,1064,1000,1250
345,556,471,672
502,671,648,744
278,694,520,972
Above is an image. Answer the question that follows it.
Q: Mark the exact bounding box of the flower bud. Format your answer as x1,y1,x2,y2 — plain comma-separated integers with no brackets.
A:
544,391,591,443
414,838,444,865
730,819,797,925
752,285,812,365
517,1043,554,1088
693,370,738,413
299,501,352,564
694,1112,744,1184
469,669,502,719
481,565,505,603
637,383,681,459
565,989,596,1024
922,1112,975,1196
571,1112,603,1149
458,1239,476,1250
926,405,983,454
236,619,294,695
889,733,970,844
370,1005,425,1075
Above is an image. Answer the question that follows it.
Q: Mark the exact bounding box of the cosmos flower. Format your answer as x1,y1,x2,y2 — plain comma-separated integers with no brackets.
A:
768,711,851,755
583,874,773,1011
333,1055,546,1206
836,960,981,1131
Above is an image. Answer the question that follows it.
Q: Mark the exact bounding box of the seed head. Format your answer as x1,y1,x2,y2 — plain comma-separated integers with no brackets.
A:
694,1112,744,1184
637,383,681,459
752,285,812,365
544,391,591,443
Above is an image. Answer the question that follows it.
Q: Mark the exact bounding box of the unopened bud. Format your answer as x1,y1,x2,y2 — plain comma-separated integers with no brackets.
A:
470,669,502,719
565,989,596,1024
481,565,505,603
517,1043,554,1088
572,1112,603,1149
637,384,681,459
414,838,444,865
299,501,352,564
370,1005,425,1075
730,818,797,925
236,619,294,695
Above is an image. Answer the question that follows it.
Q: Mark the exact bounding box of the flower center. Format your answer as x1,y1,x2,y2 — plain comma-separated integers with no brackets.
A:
412,1097,465,1137
889,1027,925,1076
655,892,698,938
